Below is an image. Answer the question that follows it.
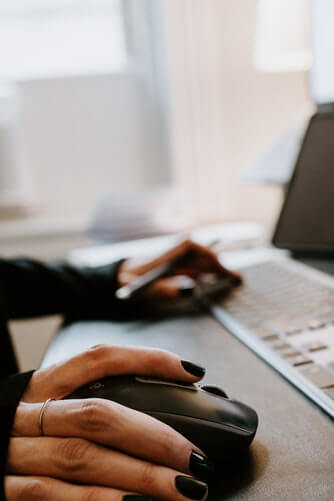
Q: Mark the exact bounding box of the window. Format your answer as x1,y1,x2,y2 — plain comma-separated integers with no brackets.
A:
0,0,127,80
0,0,171,219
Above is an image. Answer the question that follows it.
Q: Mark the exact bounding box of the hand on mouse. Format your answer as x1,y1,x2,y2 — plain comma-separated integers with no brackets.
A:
118,239,241,299
5,345,211,501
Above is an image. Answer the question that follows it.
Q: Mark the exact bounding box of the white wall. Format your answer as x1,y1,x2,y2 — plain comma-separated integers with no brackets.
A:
162,0,314,225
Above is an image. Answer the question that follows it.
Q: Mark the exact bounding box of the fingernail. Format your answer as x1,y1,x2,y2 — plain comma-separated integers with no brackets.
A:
181,360,206,378
123,496,154,501
201,385,228,398
189,450,215,479
180,285,195,297
177,276,196,296
175,476,208,500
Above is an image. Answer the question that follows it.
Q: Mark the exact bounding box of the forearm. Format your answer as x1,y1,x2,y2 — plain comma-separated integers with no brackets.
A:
0,257,143,321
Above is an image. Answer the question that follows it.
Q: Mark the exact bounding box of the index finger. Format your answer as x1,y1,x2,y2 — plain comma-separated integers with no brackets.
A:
165,241,242,283
121,238,194,276
120,239,241,285
23,345,206,402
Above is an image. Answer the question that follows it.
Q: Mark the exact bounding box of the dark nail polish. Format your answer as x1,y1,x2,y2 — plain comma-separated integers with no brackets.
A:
175,476,208,500
201,385,228,399
181,360,206,378
189,450,215,479
180,285,195,297
177,276,195,297
123,496,153,501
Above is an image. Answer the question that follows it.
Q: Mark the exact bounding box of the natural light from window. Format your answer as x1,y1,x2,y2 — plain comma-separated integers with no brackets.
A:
0,0,127,80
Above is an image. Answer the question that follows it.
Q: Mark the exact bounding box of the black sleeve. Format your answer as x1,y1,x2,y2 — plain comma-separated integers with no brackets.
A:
0,371,35,501
0,257,145,321
0,256,147,500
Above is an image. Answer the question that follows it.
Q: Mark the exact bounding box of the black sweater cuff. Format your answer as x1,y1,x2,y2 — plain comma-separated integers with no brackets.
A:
0,371,35,501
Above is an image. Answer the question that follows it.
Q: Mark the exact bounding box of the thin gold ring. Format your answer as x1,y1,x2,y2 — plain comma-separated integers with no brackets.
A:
38,398,56,436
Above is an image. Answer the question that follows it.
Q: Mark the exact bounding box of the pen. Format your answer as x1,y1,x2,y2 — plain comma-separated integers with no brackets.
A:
115,257,183,300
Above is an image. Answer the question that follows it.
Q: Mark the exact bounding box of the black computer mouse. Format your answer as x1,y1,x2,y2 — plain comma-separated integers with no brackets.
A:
67,376,258,462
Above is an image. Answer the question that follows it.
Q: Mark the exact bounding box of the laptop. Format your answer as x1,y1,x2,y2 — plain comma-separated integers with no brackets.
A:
209,1,334,420
210,111,334,419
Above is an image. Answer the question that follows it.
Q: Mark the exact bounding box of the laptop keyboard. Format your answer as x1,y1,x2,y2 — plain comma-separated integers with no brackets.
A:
210,260,334,418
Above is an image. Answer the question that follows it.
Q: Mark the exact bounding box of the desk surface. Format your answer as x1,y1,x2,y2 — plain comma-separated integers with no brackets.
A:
42,313,334,500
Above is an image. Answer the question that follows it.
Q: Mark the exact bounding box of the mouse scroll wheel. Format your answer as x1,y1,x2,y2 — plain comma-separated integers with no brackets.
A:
201,385,228,398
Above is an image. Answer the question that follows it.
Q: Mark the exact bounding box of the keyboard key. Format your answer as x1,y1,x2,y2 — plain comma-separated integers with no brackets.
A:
303,341,328,353
285,326,303,336
271,320,302,335
307,319,326,330
254,327,279,341
290,355,313,367
299,365,334,389
271,340,292,351
281,348,303,358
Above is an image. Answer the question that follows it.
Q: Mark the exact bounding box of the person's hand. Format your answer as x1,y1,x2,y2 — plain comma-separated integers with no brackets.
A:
6,345,212,500
118,239,241,299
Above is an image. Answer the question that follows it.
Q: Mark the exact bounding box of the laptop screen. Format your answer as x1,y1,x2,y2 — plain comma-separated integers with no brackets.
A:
272,112,334,253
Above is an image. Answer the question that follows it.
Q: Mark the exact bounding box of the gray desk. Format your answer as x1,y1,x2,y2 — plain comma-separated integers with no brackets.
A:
42,314,334,500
